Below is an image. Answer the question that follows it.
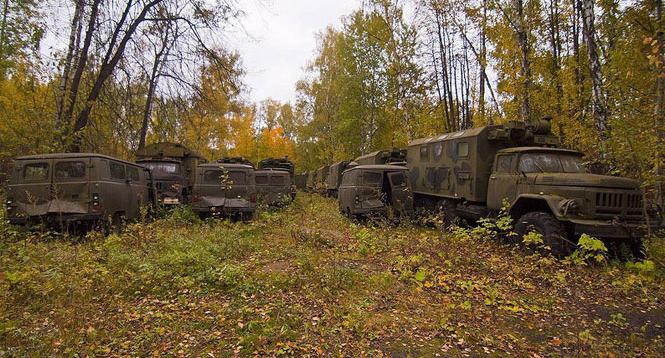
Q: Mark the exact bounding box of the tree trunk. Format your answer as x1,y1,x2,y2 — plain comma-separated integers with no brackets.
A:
656,0,665,211
63,0,101,136
548,0,565,143
515,0,531,122
70,0,164,152
581,0,610,143
56,0,83,129
479,0,487,122
0,0,10,78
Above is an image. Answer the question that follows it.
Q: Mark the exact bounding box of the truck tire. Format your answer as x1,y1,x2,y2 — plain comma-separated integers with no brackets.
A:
437,199,458,228
514,212,573,258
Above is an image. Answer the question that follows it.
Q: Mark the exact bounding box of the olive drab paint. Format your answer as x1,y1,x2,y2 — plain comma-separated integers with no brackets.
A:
135,142,207,205
190,162,257,219
337,164,414,218
255,169,295,207
406,118,659,257
6,153,153,229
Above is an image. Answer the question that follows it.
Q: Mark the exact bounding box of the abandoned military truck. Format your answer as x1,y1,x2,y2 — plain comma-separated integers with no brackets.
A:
354,149,406,166
255,168,294,206
190,162,257,220
338,164,413,219
407,118,657,257
316,165,330,194
326,160,351,198
6,153,153,230
258,157,297,201
135,142,207,205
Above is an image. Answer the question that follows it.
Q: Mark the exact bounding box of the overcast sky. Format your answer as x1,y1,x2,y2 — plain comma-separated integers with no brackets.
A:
227,0,360,105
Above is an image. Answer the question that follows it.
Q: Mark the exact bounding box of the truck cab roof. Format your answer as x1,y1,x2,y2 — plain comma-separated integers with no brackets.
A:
344,164,409,172
199,163,254,170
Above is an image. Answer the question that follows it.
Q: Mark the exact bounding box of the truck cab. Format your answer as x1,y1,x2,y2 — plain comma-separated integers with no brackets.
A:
488,147,653,257
338,165,413,219
255,169,294,207
190,163,257,220
137,158,186,205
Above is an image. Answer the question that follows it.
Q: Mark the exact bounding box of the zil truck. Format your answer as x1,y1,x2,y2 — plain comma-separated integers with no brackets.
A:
407,118,659,258
135,142,207,205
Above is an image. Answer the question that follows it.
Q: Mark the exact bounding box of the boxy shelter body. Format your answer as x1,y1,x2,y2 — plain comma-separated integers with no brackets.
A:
326,160,351,197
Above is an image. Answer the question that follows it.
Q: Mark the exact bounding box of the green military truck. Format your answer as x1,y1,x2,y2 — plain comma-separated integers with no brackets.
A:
326,160,351,197
6,153,154,231
135,142,207,205
338,164,413,219
190,162,257,220
255,169,294,207
258,157,297,201
316,165,330,194
407,118,657,257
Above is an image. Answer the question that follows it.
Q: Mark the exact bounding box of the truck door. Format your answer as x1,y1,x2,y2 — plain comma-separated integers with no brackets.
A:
387,171,414,216
487,154,518,210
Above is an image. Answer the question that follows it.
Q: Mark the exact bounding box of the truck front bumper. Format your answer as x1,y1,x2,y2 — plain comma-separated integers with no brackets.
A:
567,218,658,239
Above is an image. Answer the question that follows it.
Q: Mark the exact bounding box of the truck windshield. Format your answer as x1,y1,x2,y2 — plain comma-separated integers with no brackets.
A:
203,170,246,185
363,171,383,186
142,162,180,174
518,153,586,173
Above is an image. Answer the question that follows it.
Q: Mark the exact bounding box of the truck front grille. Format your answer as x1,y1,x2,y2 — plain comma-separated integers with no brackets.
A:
594,192,643,217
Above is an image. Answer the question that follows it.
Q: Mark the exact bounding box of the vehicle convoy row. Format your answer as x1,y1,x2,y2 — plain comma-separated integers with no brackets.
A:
299,118,660,258
5,147,296,229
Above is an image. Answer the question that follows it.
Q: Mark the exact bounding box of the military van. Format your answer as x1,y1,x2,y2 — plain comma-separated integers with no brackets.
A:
326,160,351,198
190,162,257,220
316,165,330,194
255,169,294,207
407,118,658,257
6,153,153,230
338,165,413,219
136,142,207,205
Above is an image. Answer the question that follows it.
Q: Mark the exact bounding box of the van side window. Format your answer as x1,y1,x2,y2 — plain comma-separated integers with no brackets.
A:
110,162,126,180
55,161,86,179
341,172,352,185
23,163,48,181
495,155,514,173
457,142,469,158
127,166,140,181
420,146,429,161
256,175,268,185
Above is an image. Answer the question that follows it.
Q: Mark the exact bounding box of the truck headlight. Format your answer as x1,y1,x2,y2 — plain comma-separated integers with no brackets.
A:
559,199,581,215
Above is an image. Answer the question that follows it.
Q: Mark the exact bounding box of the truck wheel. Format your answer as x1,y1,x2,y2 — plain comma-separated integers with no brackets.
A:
514,212,573,258
437,200,458,228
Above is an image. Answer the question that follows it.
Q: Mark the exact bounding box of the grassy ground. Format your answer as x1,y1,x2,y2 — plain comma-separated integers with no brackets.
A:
1,193,664,356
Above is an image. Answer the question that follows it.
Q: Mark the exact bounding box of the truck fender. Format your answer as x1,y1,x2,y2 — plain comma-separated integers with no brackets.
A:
508,194,566,219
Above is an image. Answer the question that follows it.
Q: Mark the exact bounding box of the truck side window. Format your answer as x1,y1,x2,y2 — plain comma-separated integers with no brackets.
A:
23,163,48,181
420,146,429,162
495,155,514,173
127,166,139,181
457,142,469,158
110,162,126,180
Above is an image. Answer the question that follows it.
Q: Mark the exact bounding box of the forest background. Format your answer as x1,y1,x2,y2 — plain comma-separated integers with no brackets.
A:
1,0,665,205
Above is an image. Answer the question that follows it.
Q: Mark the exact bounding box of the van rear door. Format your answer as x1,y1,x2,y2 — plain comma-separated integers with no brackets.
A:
52,158,91,215
9,159,53,216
